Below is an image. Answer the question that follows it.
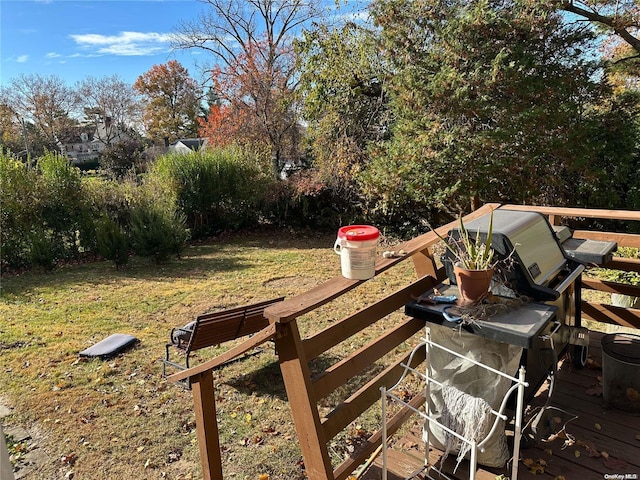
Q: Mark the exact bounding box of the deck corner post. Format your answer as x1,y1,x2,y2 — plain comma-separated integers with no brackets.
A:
274,321,334,480
191,371,223,480
411,247,439,279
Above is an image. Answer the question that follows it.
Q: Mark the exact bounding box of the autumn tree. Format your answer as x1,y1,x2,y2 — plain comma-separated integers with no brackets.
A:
0,74,79,153
76,75,142,147
133,60,201,144
0,103,25,155
173,0,323,177
198,103,237,147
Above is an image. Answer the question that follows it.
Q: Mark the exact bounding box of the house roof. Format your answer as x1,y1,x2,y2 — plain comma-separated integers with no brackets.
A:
172,138,206,152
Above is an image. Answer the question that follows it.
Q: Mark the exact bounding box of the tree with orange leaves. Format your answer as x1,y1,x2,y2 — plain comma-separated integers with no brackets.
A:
173,0,322,177
134,60,201,144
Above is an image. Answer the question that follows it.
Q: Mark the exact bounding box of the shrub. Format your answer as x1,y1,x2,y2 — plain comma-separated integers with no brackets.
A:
96,216,129,268
0,153,41,270
37,152,88,260
99,139,145,180
129,203,189,263
262,170,350,229
29,231,56,271
149,147,272,238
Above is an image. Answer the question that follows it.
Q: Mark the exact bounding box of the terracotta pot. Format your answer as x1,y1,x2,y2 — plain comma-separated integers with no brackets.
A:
453,265,494,305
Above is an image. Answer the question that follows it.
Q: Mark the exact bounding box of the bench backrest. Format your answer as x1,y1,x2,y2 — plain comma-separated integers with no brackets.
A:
188,297,285,352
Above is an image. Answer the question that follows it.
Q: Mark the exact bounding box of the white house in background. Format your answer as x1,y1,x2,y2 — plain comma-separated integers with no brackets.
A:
63,117,131,165
141,138,207,162
168,138,207,154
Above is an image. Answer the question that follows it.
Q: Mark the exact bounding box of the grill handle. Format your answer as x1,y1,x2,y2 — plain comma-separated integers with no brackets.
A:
554,264,585,296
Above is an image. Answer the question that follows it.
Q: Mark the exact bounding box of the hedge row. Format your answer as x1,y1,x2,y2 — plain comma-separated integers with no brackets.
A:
0,148,286,271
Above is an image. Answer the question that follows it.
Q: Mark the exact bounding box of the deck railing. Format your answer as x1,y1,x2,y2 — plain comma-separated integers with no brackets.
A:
169,203,640,480
503,204,640,330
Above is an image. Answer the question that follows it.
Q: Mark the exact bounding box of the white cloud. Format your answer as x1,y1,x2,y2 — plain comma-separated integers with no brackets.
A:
46,52,61,58
17,55,29,63
70,31,173,56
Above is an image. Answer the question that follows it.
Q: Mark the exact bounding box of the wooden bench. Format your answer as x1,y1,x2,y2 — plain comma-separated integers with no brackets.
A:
162,297,285,378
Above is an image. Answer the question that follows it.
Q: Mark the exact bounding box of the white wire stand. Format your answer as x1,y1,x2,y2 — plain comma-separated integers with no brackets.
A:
380,327,529,480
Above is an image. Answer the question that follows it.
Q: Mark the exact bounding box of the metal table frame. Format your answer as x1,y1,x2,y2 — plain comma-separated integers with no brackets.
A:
381,328,528,480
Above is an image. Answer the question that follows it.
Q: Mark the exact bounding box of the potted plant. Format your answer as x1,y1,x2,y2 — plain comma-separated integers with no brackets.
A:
432,209,497,305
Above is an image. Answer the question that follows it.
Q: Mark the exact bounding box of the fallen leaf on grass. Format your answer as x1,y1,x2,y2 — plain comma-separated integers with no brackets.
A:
61,453,78,465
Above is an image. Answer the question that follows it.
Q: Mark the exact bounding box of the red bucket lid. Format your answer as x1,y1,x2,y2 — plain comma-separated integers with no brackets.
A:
337,225,380,241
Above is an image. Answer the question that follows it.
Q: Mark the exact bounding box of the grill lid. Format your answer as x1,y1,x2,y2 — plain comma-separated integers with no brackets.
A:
444,209,571,301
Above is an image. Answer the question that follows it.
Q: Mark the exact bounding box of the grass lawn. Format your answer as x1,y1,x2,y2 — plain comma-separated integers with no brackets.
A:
0,230,418,480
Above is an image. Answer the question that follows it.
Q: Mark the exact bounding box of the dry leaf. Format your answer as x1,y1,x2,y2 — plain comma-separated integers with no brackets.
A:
258,474,270,480
626,388,640,401
61,453,78,465
585,385,603,396
522,458,546,474
604,457,628,470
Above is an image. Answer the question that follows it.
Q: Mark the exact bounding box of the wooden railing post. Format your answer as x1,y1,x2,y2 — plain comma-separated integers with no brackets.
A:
411,247,440,279
274,321,334,480
191,371,223,480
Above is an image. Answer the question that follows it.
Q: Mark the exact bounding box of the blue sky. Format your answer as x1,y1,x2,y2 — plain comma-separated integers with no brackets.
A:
1,0,369,89
1,0,217,87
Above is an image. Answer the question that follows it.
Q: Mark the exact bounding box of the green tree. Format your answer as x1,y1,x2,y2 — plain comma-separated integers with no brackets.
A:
37,152,90,258
296,22,391,201
133,60,201,144
362,0,603,223
148,148,271,237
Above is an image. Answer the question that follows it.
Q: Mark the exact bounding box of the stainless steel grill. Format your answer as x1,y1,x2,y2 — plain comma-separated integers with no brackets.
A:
402,209,616,402
440,208,615,394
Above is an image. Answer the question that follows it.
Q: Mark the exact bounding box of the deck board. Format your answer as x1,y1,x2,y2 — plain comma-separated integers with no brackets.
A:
361,331,640,479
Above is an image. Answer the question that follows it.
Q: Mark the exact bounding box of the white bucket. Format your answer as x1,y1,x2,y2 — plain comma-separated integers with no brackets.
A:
334,225,380,280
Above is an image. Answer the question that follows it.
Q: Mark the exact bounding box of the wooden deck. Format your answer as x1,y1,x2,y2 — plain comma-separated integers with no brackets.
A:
362,330,640,480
